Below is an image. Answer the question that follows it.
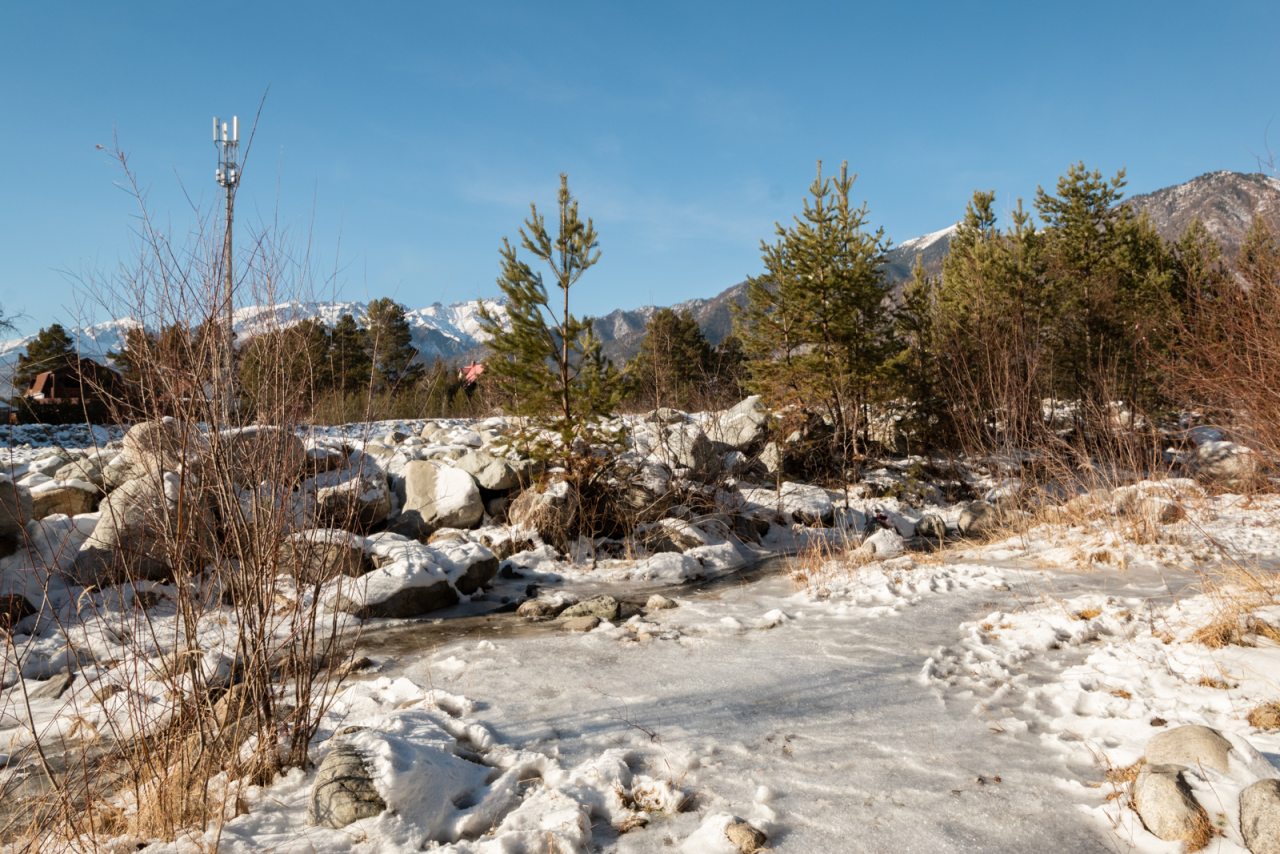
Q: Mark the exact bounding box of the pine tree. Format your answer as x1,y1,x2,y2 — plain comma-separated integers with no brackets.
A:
738,161,892,466
365,299,422,390
1239,215,1280,289
626,308,713,410
933,191,1048,447
239,318,331,416
708,334,747,406
887,257,948,448
108,327,156,386
1034,163,1175,414
329,312,372,392
476,173,623,453
15,323,78,390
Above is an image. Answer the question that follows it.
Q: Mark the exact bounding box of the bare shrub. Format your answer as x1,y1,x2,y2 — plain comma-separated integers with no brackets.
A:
0,138,366,847
1167,217,1280,463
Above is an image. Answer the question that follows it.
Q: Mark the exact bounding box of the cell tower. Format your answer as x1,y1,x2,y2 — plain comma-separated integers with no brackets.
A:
213,115,239,419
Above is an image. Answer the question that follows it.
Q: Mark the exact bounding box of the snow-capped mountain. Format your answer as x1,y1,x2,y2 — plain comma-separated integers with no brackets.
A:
0,300,505,391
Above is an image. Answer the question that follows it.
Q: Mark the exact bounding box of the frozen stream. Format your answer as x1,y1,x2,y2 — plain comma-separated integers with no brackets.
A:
324,556,1199,852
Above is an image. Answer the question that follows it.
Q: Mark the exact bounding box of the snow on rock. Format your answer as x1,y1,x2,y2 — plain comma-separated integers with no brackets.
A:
330,534,497,619
1192,440,1261,489
862,527,905,559
402,459,483,530
311,450,393,531
735,481,836,527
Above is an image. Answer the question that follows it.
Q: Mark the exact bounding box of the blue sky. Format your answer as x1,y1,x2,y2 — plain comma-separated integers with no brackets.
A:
1,1,1276,335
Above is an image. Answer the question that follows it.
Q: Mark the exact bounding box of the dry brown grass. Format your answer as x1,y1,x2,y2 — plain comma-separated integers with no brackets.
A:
787,532,863,588
1196,676,1232,690
1184,807,1217,852
1247,701,1280,730
1249,616,1280,644
1105,758,1145,786
1190,617,1241,648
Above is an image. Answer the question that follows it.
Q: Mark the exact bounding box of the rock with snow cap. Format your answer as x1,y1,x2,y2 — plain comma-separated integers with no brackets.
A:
402,459,484,530
1145,724,1233,774
1191,440,1261,490
309,742,387,828
122,418,208,476
708,395,769,451
313,452,393,532
30,480,100,519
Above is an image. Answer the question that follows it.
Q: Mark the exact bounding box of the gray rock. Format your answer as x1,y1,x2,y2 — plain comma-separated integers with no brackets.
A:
281,530,372,583
0,477,33,556
309,742,386,828
1145,724,1233,774
646,594,677,611
31,482,99,519
562,615,601,632
561,595,619,621
725,820,767,852
1241,778,1280,854
122,419,207,476
1192,440,1261,490
915,513,946,542
402,460,484,530
72,474,215,585
708,395,769,451
957,501,999,538
517,597,573,621
220,426,307,487
1132,764,1211,844
453,450,521,491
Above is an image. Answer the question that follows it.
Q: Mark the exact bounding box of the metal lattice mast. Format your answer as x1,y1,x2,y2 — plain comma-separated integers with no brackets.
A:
213,115,239,420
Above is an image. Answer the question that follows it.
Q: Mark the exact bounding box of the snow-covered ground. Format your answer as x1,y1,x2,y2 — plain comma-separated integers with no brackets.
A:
3,419,1279,852
127,491,1280,852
